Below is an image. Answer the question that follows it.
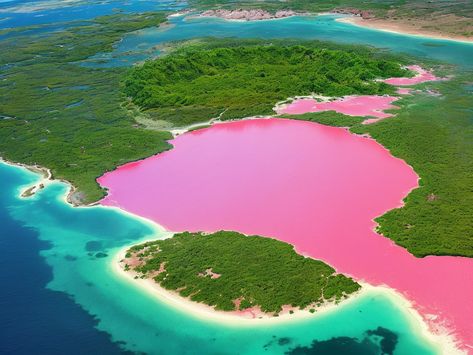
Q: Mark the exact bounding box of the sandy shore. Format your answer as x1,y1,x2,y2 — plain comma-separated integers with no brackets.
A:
111,245,462,353
1,157,52,197
337,16,473,44
372,284,466,355
111,246,361,325
0,158,102,208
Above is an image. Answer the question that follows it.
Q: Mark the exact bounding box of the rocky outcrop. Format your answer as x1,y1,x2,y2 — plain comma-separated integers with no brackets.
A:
333,8,374,19
200,9,296,21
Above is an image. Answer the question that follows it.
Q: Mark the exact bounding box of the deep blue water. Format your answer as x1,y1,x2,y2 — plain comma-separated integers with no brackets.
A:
0,165,125,354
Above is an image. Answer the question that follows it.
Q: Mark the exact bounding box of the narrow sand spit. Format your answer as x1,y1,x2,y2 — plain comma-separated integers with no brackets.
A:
337,16,473,44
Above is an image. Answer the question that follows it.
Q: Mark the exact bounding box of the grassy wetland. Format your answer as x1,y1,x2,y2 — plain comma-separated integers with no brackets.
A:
0,13,173,204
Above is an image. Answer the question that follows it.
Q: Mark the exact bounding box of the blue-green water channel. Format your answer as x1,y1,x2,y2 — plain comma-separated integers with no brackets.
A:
86,14,473,69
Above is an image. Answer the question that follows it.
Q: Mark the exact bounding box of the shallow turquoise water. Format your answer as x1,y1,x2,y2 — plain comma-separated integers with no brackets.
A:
86,14,473,68
1,162,440,354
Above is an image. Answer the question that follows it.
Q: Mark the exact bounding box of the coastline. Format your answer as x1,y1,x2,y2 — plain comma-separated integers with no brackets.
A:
111,245,462,353
111,245,362,325
0,157,52,197
337,16,473,45
98,116,467,354
0,158,463,353
2,5,472,354
0,157,93,207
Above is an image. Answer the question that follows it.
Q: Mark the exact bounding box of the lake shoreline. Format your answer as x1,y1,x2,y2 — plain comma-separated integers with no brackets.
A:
98,117,469,354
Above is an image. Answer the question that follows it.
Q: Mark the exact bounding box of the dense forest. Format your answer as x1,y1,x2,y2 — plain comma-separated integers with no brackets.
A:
124,45,408,126
125,231,360,313
284,74,473,258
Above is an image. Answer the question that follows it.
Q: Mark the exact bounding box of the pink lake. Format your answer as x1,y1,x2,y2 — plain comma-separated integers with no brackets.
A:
274,66,442,123
99,119,473,351
275,95,399,124
397,87,413,95
384,65,441,86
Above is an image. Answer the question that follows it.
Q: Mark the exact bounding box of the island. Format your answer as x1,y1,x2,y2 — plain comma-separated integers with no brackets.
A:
120,231,360,316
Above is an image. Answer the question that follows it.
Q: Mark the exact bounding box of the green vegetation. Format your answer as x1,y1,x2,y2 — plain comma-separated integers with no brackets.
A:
358,78,473,257
1,9,472,259
125,231,360,313
124,45,408,126
282,110,365,128
124,37,473,257
293,76,473,257
0,13,173,204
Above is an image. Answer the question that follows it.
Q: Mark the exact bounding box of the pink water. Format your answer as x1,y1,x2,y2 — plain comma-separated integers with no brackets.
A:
276,95,399,123
397,88,413,95
99,119,473,351
276,66,441,122
384,65,441,86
